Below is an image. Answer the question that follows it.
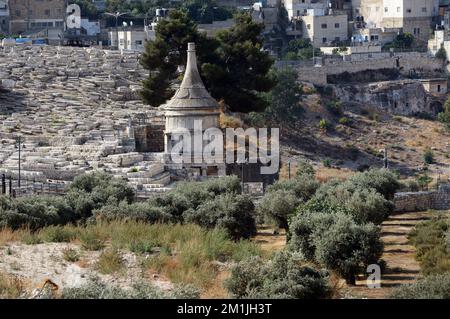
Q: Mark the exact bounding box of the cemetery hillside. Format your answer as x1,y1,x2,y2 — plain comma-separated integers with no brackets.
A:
0,0,449,304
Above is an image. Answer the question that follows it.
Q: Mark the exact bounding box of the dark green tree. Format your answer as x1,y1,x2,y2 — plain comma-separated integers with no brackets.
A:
140,10,275,113
140,10,215,106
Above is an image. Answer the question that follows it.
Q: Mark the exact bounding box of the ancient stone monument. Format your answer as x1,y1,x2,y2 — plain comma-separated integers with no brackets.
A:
163,43,225,179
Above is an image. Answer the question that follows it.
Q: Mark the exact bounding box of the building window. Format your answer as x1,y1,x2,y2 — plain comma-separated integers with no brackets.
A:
384,7,388,13
321,23,327,29
335,23,340,28
438,85,441,92
45,9,50,16
15,10,21,17
407,9,412,13
322,37,327,43
136,40,142,45
422,7,427,13
307,24,311,29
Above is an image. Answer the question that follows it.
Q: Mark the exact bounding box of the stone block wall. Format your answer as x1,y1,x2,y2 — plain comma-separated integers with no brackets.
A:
134,124,165,153
293,52,443,86
394,184,450,212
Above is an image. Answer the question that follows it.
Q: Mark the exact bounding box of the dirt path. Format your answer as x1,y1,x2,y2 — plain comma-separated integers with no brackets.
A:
348,211,432,298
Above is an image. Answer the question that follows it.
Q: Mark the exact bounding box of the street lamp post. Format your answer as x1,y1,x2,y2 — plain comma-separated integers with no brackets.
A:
15,136,25,188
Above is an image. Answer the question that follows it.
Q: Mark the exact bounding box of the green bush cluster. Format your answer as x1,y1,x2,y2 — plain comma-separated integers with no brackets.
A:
408,217,450,276
257,167,319,231
225,250,331,299
0,172,134,230
61,277,200,299
286,169,399,284
1,174,255,240
390,274,450,299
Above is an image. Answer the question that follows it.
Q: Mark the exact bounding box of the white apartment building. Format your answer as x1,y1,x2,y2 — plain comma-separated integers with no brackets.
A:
284,0,330,20
353,0,439,41
302,9,349,46
109,29,152,52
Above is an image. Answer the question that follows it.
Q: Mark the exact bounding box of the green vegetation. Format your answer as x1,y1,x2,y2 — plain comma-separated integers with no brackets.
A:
390,274,450,299
319,119,331,131
96,248,124,274
423,148,435,164
438,96,450,131
408,216,450,276
62,248,80,262
0,174,254,240
257,169,319,231
288,202,383,284
62,277,200,299
140,10,274,113
435,47,447,61
225,250,331,299
282,39,322,61
249,69,304,126
0,272,24,299
383,33,414,50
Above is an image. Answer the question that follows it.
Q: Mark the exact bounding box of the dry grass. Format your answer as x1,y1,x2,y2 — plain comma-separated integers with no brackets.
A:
315,167,355,183
219,112,244,129
0,272,25,299
0,228,19,247
95,248,124,274
4,221,262,291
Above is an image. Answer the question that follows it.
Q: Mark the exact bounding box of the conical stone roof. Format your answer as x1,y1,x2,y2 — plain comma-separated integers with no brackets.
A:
164,43,220,111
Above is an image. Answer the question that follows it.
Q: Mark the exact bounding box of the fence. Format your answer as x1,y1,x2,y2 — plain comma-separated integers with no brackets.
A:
0,175,67,198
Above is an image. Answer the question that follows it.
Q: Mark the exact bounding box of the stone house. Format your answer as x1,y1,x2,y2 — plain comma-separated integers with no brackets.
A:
9,0,65,35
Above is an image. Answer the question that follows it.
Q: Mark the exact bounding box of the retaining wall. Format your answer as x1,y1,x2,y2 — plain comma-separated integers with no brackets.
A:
394,184,450,212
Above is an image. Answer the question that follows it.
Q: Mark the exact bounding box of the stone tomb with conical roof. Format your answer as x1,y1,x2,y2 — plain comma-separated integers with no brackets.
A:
163,43,225,178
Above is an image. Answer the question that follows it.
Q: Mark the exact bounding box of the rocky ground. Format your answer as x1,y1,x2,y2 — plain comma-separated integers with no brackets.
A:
0,242,173,297
281,92,450,182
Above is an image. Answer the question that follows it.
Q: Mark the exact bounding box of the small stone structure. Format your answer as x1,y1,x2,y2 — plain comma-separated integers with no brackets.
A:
394,184,450,212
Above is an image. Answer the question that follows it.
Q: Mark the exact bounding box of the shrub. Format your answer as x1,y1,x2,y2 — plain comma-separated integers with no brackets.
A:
289,205,383,284
314,181,394,224
62,248,80,262
296,160,315,177
79,228,107,251
257,189,300,231
346,168,400,199
225,250,331,299
96,248,124,274
326,100,343,116
339,117,350,125
92,201,172,224
268,175,319,201
408,217,450,275
61,277,200,299
183,194,256,240
435,47,447,61
390,274,450,299
313,215,383,285
423,148,435,164
66,172,135,219
0,196,74,230
39,226,78,243
319,119,331,131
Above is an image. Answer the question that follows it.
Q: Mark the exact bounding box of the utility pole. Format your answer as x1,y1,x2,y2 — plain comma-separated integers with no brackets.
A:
15,136,25,188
